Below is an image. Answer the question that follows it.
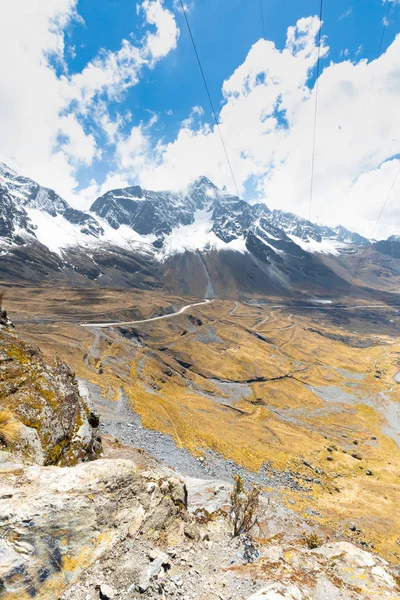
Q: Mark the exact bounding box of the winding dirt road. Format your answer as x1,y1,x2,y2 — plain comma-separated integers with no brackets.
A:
80,299,213,328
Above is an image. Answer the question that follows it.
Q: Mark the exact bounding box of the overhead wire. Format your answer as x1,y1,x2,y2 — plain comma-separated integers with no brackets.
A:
308,0,324,222
351,162,400,283
347,0,393,151
178,0,241,198
376,1,392,63
349,1,396,285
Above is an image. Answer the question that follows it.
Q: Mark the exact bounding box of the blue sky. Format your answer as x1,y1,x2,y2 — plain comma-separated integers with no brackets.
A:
1,0,400,237
64,0,399,188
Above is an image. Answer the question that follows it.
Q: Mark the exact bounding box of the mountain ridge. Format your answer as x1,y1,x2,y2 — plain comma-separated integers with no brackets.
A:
0,162,370,255
0,161,398,297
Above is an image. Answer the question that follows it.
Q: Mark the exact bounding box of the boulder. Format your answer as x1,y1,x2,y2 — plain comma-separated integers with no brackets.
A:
251,541,398,599
0,459,186,600
0,304,13,329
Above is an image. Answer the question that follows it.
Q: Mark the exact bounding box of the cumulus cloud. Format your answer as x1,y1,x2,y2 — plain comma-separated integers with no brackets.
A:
117,16,400,239
0,0,179,202
2,3,399,239
142,0,179,61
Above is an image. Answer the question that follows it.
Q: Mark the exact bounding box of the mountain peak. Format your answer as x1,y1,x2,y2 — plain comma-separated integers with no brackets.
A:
0,161,17,179
191,176,218,190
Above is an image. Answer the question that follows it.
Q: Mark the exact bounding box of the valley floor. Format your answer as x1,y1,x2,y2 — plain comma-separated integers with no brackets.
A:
4,284,400,568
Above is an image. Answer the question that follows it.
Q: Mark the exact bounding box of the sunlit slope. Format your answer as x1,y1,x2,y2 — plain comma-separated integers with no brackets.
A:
7,286,400,563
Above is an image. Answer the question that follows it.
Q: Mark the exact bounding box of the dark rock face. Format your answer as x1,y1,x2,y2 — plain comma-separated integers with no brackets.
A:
245,230,284,265
0,187,36,240
264,210,369,246
90,182,205,236
373,236,400,259
212,197,255,243
90,175,368,258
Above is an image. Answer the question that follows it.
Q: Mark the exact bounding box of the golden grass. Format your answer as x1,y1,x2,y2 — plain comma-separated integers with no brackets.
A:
4,285,400,562
0,410,20,446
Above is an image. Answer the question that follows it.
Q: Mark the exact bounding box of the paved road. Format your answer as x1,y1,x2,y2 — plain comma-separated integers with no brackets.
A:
80,299,212,328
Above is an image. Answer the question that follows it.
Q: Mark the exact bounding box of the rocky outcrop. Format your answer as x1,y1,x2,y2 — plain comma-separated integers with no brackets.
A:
0,459,188,600
0,322,101,466
0,301,13,329
246,541,399,599
2,445,397,600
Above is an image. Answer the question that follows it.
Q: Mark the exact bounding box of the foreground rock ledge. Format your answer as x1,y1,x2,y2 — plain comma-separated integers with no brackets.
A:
0,319,101,466
0,459,187,600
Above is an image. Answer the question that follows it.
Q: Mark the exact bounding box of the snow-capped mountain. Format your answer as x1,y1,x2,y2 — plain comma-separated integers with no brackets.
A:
89,175,369,257
0,161,395,296
0,162,103,246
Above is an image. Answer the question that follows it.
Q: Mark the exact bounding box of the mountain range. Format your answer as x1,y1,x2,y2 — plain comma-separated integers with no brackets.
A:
1,161,399,297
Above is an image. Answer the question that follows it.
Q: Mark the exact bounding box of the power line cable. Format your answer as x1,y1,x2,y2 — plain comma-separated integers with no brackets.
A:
308,0,324,222
377,1,392,61
348,2,396,285
178,0,241,198
347,1,392,151
351,161,400,283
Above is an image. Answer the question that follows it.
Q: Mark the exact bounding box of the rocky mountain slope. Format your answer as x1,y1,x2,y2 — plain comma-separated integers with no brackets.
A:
0,302,101,466
2,294,400,599
2,162,397,296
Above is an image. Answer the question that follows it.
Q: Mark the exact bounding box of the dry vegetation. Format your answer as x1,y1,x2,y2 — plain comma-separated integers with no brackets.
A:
230,474,262,537
3,284,400,562
0,410,20,446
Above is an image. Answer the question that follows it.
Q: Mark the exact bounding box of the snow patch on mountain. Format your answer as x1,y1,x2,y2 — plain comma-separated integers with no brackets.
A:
160,208,247,259
99,222,157,252
287,234,343,255
26,209,85,254
25,207,157,256
255,235,285,255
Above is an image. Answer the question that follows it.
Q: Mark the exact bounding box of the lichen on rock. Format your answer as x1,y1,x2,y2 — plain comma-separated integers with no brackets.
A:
0,459,189,600
0,318,101,466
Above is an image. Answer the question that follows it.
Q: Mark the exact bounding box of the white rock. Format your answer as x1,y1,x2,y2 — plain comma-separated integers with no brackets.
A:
247,583,304,599
99,583,116,599
371,565,396,587
312,541,375,567
0,459,184,599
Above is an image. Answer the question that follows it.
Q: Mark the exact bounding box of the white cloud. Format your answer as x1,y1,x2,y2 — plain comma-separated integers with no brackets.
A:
58,114,99,165
2,4,399,240
119,16,400,239
181,105,204,128
0,0,179,203
172,0,195,14
142,0,179,61
116,124,153,171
